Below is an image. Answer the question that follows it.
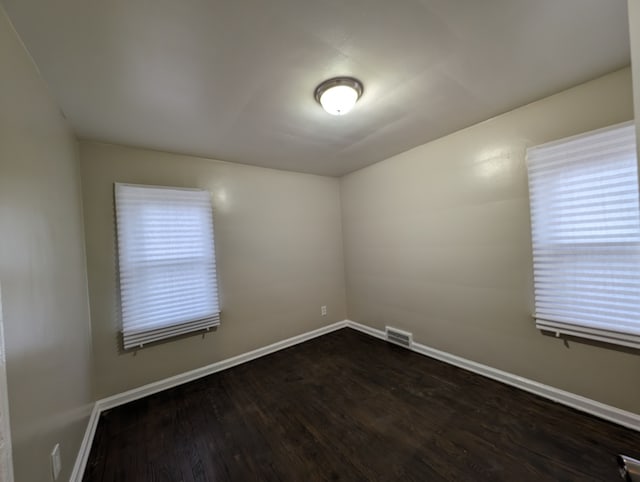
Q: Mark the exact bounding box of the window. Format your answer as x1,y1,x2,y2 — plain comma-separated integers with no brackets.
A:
115,183,220,349
526,122,640,349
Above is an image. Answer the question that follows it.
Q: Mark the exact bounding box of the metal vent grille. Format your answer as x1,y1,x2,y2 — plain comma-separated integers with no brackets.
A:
385,326,413,348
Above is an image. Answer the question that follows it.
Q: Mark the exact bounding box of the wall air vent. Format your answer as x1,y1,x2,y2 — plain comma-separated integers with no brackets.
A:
385,326,413,348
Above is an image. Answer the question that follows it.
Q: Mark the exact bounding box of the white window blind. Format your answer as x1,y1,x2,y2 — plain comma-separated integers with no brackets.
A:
115,183,220,349
526,121,640,349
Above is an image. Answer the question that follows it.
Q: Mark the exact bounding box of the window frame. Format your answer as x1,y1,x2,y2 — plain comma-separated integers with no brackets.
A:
525,121,640,349
114,183,221,350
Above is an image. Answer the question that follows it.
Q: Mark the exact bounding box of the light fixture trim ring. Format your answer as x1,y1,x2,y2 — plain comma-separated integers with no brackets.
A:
314,77,364,105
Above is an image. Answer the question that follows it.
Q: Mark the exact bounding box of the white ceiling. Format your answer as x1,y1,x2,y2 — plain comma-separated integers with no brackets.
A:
2,0,631,176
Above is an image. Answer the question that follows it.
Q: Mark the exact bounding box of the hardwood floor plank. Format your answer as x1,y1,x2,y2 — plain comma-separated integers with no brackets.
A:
84,329,640,481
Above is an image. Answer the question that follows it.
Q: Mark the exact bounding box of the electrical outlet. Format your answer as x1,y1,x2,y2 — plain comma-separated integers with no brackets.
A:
321,305,327,316
51,443,61,480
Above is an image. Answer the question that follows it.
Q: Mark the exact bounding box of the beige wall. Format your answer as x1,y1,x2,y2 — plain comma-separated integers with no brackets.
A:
630,0,640,146
79,141,347,398
340,67,640,413
0,4,637,478
0,7,93,482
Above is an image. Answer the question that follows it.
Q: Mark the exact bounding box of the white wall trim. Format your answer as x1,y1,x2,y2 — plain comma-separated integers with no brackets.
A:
0,284,14,482
347,320,386,341
98,320,348,410
69,320,348,481
345,320,640,432
71,318,640,481
69,403,100,482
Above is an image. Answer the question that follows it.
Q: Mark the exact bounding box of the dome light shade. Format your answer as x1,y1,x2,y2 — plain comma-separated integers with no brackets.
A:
314,77,363,116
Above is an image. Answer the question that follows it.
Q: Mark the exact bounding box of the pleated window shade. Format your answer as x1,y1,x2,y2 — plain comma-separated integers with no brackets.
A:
526,121,640,349
115,183,220,349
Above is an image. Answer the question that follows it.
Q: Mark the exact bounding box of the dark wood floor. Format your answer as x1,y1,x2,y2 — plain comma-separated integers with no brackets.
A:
84,328,640,481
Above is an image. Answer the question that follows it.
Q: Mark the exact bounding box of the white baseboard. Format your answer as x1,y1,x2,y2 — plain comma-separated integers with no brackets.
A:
69,320,348,481
98,320,348,411
69,403,100,482
346,320,386,341
71,317,640,481
345,320,640,432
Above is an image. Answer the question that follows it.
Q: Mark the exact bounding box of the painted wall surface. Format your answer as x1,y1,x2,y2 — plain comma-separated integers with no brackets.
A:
630,0,640,147
79,141,347,398
0,8,93,482
340,67,640,413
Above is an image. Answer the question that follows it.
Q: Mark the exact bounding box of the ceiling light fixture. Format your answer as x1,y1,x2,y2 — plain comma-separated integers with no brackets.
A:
314,77,363,116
